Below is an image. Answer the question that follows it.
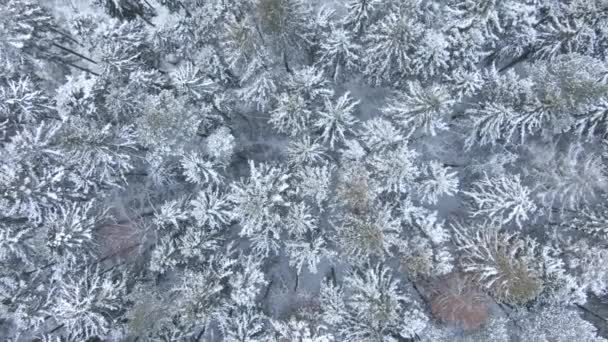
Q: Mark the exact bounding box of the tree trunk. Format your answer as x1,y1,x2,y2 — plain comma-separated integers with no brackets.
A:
195,328,206,341
330,267,337,286
143,0,155,10
577,303,608,322
283,51,292,74
263,278,274,300
51,42,98,64
52,57,100,76
498,49,532,73
48,323,65,334
179,1,193,17
47,27,83,47
137,13,156,27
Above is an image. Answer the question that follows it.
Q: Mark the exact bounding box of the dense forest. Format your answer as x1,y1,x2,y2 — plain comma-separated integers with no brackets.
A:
2,0,608,340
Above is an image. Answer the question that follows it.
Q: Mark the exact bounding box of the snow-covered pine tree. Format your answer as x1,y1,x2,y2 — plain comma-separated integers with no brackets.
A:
320,263,428,340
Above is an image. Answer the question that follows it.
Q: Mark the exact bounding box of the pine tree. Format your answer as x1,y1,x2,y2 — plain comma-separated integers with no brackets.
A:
45,266,126,340
320,264,428,341
314,92,360,149
269,92,312,136
358,117,404,152
316,26,361,81
231,161,291,256
287,136,330,167
368,145,420,195
516,306,608,342
332,205,402,263
383,81,455,136
363,4,423,86
418,161,460,205
463,173,537,228
343,0,381,36
528,143,607,214
452,223,543,305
